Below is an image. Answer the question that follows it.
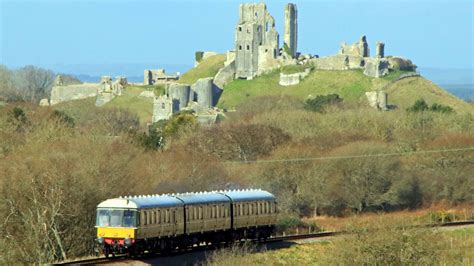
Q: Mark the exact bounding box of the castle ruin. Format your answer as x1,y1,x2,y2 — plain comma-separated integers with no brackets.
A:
235,3,280,79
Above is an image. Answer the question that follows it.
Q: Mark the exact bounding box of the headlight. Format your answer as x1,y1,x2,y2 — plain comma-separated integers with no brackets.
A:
124,238,132,247
97,237,104,244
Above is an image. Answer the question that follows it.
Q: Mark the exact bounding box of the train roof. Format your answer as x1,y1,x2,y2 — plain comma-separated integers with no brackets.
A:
174,192,230,205
223,189,276,202
96,189,276,209
97,195,183,209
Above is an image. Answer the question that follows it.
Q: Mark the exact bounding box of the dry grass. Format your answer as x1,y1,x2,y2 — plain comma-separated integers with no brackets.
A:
306,202,474,232
204,217,474,266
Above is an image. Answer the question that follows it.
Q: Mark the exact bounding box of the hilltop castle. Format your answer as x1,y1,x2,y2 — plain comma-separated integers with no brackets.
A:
46,2,418,120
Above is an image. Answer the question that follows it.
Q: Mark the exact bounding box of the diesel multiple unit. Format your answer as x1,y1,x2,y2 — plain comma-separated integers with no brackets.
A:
95,189,277,256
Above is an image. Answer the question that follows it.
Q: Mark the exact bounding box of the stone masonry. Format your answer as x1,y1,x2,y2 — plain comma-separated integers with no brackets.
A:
284,3,298,58
144,69,179,85
235,3,280,79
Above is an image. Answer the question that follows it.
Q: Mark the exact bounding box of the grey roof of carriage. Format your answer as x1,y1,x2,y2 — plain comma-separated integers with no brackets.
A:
223,189,276,202
108,189,275,209
174,192,231,205
123,195,184,209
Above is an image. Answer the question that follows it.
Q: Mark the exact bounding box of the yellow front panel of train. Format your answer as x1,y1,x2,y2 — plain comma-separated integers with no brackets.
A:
97,227,136,239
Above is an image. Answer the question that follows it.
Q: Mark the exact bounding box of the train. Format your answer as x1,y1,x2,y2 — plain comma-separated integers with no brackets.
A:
95,189,278,257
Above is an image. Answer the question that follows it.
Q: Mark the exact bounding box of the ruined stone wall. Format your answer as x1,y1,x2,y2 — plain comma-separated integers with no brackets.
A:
311,56,349,70
364,58,389,78
50,83,100,105
284,3,298,58
153,95,175,122
279,68,311,86
235,23,261,78
214,61,236,89
339,35,369,57
168,83,191,110
192,78,213,108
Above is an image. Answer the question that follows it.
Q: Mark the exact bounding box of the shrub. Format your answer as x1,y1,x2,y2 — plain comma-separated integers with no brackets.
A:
195,51,204,63
407,98,454,113
304,94,342,113
430,103,454,113
51,110,75,128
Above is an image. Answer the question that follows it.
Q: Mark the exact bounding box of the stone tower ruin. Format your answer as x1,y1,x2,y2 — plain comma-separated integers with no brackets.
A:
235,3,279,79
284,3,298,58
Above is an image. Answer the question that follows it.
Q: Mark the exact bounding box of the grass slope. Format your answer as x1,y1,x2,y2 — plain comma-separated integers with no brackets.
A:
219,69,473,113
219,69,383,109
178,54,226,85
386,76,473,113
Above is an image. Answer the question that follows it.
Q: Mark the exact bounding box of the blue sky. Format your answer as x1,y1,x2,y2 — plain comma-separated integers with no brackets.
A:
1,0,473,75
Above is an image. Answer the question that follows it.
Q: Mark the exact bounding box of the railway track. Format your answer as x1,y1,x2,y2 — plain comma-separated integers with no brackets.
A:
59,220,474,265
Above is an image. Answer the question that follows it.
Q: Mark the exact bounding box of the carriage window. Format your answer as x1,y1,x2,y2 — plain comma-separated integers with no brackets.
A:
249,203,253,215
143,211,147,225
240,204,244,216
199,206,203,220
171,210,175,223
187,208,191,221
152,211,156,224
157,210,161,224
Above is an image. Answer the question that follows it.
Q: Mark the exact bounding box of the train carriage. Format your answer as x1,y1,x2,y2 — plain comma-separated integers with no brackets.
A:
95,189,277,257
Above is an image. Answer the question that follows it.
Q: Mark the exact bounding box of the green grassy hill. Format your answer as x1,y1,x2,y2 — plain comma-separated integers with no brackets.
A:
218,69,473,113
177,54,226,85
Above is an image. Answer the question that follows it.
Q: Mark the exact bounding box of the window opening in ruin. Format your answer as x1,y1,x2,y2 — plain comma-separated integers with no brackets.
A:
239,27,242,32
265,49,268,53
239,45,242,50
247,45,250,50
161,103,165,109
266,23,269,32
247,28,250,34
255,12,258,17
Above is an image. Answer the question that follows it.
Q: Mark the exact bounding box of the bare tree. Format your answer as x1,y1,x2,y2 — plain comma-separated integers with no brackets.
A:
13,65,55,103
